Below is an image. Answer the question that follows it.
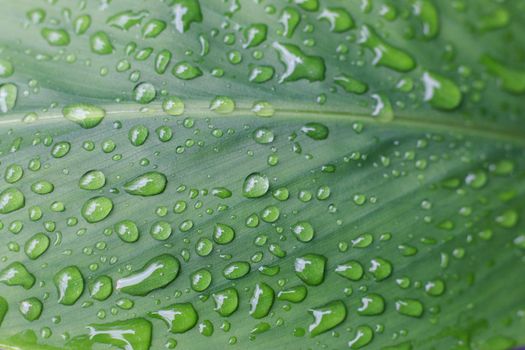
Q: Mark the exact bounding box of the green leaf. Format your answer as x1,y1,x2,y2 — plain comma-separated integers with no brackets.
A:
0,0,524,349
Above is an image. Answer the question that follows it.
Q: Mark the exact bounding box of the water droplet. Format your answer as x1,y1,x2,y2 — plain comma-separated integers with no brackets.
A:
334,74,368,94
0,83,17,113
89,275,113,301
395,299,424,317
133,83,156,104
124,172,167,196
73,15,91,35
249,282,274,319
294,254,326,286
308,300,346,336
0,262,35,289
318,7,354,32
4,164,23,184
128,125,150,146
213,223,235,244
210,96,235,114
0,59,14,78
243,24,268,48
79,170,106,190
190,268,212,292
41,28,70,46
81,197,113,223
107,10,148,30
369,258,392,281
114,220,140,243
149,303,198,333
301,122,329,140
116,254,180,296
421,71,462,110
357,293,385,315
19,297,43,321
54,266,84,305
358,25,415,72
292,221,315,242
90,31,114,55
273,42,325,83
142,19,166,38
348,325,374,349
251,101,274,117
24,232,50,260
172,61,202,80
63,103,106,129
212,288,239,316
335,260,363,281
243,173,269,198
0,188,25,214
162,96,184,116
171,0,203,33
223,261,250,280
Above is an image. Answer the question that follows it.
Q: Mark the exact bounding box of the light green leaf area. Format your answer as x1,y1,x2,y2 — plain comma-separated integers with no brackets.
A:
0,0,524,349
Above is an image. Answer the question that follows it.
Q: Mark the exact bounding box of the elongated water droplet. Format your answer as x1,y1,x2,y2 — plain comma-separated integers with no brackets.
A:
249,282,274,319
412,0,439,39
273,42,325,83
318,7,354,32
172,61,202,80
41,28,70,46
358,25,415,72
301,122,329,140
421,71,462,110
155,49,172,74
223,261,250,280
107,10,147,30
73,14,91,35
277,285,307,303
70,318,152,350
116,254,180,296
142,19,166,38
63,103,106,129
334,74,368,94
0,83,17,113
171,0,203,33
481,55,525,94
210,96,235,114
335,260,364,281
124,172,167,196
0,262,35,289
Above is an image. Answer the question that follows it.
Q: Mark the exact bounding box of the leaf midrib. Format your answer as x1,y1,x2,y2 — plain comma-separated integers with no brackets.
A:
2,102,524,145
